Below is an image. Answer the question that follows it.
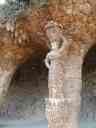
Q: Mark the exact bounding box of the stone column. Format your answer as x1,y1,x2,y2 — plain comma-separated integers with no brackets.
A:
46,55,82,128
45,21,83,128
0,53,17,104
0,68,16,101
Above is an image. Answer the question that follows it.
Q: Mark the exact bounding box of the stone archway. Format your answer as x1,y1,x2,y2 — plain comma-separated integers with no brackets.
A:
44,21,96,128
45,21,83,128
0,55,49,125
81,44,96,127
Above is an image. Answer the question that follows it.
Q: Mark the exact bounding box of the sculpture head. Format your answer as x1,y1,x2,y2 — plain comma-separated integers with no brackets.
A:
45,21,63,50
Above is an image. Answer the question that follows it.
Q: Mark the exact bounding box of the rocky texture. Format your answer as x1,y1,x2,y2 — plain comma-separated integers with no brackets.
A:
0,55,95,123
0,67,16,104
44,21,82,128
0,0,96,69
46,55,82,128
0,0,95,76
81,45,96,121
0,1,95,128
0,57,48,121
81,71,96,121
43,1,96,127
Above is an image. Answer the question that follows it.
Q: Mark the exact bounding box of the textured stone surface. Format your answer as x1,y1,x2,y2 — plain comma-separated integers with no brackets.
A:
0,0,95,70
0,50,95,124
0,57,48,120
0,1,95,128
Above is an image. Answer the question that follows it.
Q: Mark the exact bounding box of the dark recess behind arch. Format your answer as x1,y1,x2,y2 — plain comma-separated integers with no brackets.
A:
83,45,96,75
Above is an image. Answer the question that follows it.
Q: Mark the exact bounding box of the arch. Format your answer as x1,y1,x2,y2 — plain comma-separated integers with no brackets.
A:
81,43,96,127
82,44,96,75
0,55,48,126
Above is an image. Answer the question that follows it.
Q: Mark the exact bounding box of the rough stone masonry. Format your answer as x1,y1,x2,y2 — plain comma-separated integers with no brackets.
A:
0,0,96,128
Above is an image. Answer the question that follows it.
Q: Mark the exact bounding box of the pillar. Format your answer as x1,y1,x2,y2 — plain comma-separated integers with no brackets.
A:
45,21,83,128
0,53,17,104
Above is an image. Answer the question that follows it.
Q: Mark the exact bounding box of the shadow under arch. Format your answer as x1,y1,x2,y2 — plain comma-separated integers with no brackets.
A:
80,43,96,127
0,55,48,126
82,44,96,76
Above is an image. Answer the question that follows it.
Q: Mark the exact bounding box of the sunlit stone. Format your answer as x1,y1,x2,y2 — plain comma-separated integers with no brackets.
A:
0,0,6,5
